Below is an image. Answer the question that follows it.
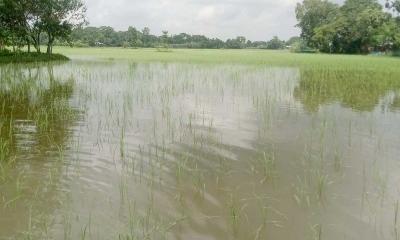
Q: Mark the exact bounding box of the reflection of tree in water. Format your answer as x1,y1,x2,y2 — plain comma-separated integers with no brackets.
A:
293,68,400,112
0,63,78,239
390,92,400,111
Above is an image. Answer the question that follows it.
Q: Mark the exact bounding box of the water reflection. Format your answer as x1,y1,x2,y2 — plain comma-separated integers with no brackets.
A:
0,63,78,239
294,68,400,112
389,92,400,111
0,62,400,240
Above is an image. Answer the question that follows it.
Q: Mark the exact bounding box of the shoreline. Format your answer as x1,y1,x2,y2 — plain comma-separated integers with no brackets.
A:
0,51,69,64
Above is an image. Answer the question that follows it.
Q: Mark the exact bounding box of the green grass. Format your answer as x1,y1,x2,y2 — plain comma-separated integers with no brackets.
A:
54,47,400,113
0,51,69,64
54,46,400,71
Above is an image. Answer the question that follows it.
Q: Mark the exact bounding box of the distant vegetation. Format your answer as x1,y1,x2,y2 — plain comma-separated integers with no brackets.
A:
69,26,294,50
295,0,400,54
2,0,400,56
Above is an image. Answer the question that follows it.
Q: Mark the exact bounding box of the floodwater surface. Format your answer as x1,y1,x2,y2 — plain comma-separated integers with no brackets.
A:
1,60,400,240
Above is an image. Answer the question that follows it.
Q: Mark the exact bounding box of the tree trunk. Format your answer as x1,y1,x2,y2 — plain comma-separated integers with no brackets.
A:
36,33,41,53
27,40,31,53
47,32,53,55
31,32,41,53
47,43,53,54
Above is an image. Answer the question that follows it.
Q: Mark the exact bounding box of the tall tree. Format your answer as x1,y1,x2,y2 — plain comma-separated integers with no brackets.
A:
297,0,400,53
295,0,339,47
0,0,27,51
266,36,286,49
25,0,45,53
313,4,390,53
40,0,87,54
161,30,169,46
386,0,400,14
127,26,140,47
141,27,150,47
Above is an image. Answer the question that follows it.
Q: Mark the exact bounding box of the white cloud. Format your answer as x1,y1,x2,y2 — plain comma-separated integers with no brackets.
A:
197,6,217,21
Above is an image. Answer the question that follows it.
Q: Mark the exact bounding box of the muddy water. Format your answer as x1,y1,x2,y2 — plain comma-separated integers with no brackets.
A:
1,61,400,240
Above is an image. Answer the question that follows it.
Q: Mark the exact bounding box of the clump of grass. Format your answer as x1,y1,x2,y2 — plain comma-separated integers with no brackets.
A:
316,172,329,201
0,138,10,162
0,50,69,64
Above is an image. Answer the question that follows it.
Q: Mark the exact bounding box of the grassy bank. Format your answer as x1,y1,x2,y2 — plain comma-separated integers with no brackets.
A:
54,46,400,71
0,51,69,64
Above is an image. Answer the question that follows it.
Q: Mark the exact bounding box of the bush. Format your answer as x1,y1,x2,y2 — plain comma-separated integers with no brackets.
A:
392,50,400,57
290,40,317,53
72,41,89,48
122,41,130,48
0,49,12,56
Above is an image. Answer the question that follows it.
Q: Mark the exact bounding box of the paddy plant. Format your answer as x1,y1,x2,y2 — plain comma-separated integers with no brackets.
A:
395,200,399,240
1,56,400,240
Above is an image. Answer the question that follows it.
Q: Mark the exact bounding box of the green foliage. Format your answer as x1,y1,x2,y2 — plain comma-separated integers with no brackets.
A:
265,36,286,49
53,47,399,70
291,39,317,53
0,0,28,49
295,0,339,47
225,36,247,49
394,0,400,12
69,26,296,50
296,0,400,54
0,0,86,54
286,36,302,46
294,67,400,112
71,40,88,48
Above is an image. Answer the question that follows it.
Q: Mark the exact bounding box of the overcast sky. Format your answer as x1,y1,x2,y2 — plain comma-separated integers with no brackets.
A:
83,0,383,41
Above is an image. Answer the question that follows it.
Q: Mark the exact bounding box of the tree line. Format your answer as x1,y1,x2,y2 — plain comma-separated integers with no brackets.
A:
69,26,297,50
0,0,296,52
296,0,400,54
0,0,86,54
4,0,397,54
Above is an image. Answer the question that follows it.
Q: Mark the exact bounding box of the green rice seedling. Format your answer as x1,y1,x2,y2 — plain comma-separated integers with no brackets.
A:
80,225,88,240
311,224,323,240
0,138,10,162
63,213,72,240
56,144,65,162
229,200,240,232
348,120,352,147
395,200,399,240
2,50,400,240
333,148,343,173
260,151,276,183
316,172,329,202
3,194,21,209
227,194,248,235
120,127,126,160
293,175,312,208
374,171,388,205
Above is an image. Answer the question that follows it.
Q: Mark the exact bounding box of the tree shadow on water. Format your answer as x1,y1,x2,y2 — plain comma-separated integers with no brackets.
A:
0,62,79,239
293,68,400,113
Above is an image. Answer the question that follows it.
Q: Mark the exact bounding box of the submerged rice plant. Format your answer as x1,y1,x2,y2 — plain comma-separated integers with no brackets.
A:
1,50,400,239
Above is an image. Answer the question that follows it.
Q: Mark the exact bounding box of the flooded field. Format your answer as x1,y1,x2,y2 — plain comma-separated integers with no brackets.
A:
1,59,400,240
